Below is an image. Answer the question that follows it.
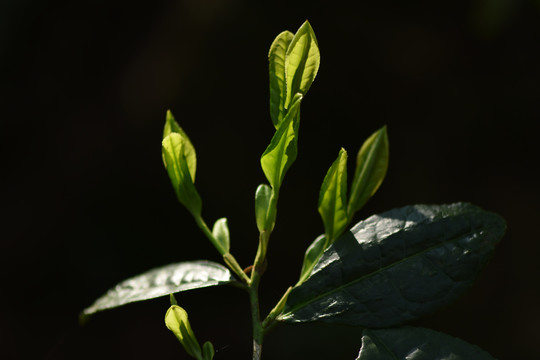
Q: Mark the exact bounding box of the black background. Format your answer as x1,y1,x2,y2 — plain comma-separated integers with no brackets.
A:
1,0,539,359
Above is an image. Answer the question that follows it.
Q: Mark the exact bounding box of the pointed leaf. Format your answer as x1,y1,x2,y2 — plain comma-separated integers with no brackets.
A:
82,261,236,316
255,184,273,232
202,341,215,360
298,234,326,283
165,305,202,359
348,126,389,218
318,148,349,245
162,133,202,216
279,203,506,327
285,21,320,108
163,110,197,181
212,218,230,254
260,95,302,191
356,327,495,360
269,30,294,127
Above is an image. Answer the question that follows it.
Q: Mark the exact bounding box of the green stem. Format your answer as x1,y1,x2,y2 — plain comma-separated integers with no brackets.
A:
248,187,281,359
249,274,264,360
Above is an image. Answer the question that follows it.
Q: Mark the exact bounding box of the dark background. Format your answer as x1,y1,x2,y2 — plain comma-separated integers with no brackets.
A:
1,0,539,359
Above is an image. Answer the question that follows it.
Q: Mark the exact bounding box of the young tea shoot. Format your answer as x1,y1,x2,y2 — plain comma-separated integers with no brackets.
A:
82,21,506,360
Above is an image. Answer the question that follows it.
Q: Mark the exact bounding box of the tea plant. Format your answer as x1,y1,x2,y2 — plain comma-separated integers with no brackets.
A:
82,21,506,360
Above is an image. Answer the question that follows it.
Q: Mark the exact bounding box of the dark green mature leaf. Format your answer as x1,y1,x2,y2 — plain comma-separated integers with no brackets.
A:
162,133,202,217
347,126,389,220
279,203,506,327
285,21,320,108
260,95,302,191
298,234,326,283
356,327,495,360
269,30,294,128
82,261,236,317
318,148,349,245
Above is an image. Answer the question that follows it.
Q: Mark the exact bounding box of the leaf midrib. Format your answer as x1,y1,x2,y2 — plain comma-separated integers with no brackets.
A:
282,219,482,318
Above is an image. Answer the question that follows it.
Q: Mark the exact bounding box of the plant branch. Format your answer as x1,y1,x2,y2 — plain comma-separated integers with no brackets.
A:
194,216,250,284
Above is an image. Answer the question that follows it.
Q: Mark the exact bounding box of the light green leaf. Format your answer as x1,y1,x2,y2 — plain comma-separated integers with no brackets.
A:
269,30,294,128
260,95,302,191
298,234,326,283
348,126,389,219
280,203,506,327
356,327,495,360
212,218,230,254
318,148,349,246
285,21,320,108
82,261,236,317
162,133,202,216
255,184,273,232
165,305,202,359
163,110,197,181
202,341,215,360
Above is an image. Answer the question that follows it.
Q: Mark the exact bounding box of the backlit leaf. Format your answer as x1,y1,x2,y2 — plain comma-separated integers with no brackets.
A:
260,95,302,191
298,234,326,283
285,21,320,108
163,110,197,181
348,126,389,219
255,184,273,232
269,30,294,127
318,148,349,245
212,218,230,254
165,305,202,359
162,133,202,216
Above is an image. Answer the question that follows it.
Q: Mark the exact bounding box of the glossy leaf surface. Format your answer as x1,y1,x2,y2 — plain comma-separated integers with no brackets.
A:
280,203,506,327
285,21,320,108
165,305,202,359
269,30,294,127
348,126,389,218
83,261,235,316
298,234,326,283
255,184,273,232
163,110,197,181
212,218,230,254
162,133,202,216
260,95,302,191
356,327,495,360
318,148,349,245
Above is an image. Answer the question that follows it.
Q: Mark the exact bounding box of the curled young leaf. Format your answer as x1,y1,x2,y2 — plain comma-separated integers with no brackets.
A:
347,126,389,219
356,327,495,360
260,94,302,191
255,184,273,232
202,341,215,360
280,203,506,327
269,30,294,128
162,133,202,217
285,20,320,109
318,148,349,246
212,218,230,254
163,110,197,181
165,305,202,359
